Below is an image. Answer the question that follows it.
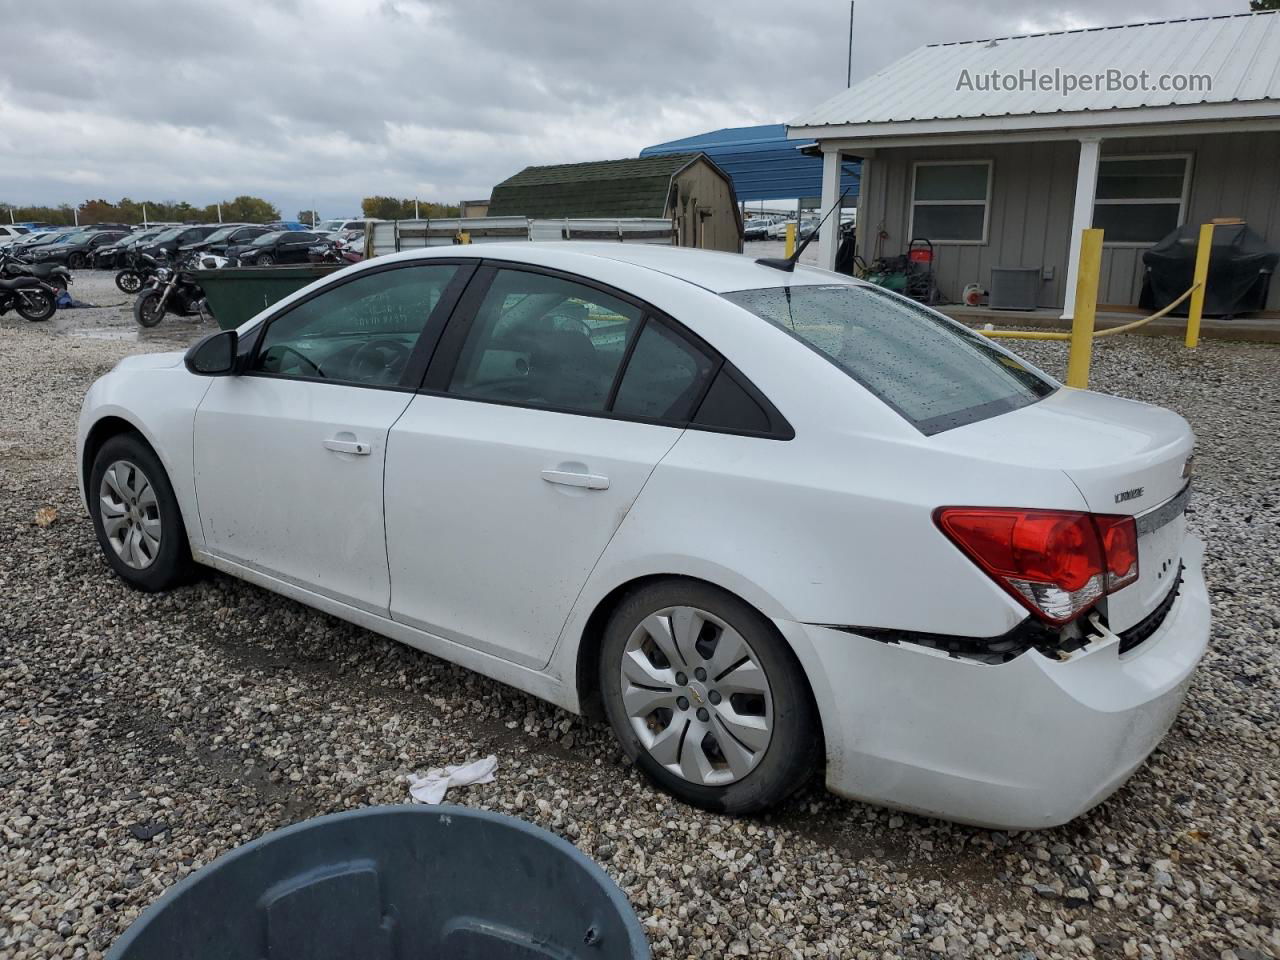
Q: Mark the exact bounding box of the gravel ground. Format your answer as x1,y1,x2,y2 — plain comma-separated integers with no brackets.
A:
1,270,1277,960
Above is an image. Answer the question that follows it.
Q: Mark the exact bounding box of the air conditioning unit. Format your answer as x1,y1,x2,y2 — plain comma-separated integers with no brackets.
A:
989,266,1042,310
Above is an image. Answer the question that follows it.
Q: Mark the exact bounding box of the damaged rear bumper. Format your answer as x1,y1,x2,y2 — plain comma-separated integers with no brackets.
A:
776,535,1210,830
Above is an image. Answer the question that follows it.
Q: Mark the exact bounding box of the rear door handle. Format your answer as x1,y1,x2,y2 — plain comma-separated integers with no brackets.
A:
541,469,610,490
323,438,371,456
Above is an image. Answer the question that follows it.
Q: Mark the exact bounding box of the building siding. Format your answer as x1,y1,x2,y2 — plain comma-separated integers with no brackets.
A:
856,131,1280,310
671,160,743,253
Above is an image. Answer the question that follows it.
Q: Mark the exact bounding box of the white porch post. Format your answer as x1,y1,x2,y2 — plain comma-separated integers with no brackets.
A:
817,146,842,270
1062,136,1102,319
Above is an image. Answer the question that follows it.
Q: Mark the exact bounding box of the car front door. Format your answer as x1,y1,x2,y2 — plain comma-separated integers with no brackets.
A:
193,261,472,614
276,232,314,263
384,264,717,667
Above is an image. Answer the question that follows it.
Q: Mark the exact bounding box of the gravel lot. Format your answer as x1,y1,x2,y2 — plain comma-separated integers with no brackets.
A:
2,271,1277,959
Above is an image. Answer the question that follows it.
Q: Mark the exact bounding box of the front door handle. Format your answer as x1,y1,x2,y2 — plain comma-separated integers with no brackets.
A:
541,469,610,490
323,438,371,456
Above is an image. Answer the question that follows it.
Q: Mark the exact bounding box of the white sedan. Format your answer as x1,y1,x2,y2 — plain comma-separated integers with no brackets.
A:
77,243,1210,829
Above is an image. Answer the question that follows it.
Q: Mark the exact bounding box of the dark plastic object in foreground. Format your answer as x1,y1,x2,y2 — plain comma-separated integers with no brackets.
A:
1140,222,1278,317
106,805,651,960
198,264,348,331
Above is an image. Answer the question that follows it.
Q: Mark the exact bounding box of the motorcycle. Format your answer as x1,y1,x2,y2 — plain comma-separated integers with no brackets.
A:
133,256,209,327
0,251,73,293
0,274,58,322
115,250,157,294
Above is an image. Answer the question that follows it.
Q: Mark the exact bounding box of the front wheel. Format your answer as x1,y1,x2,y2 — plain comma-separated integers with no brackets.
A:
67,252,87,270
16,289,55,322
599,580,819,814
133,289,166,327
116,270,143,294
89,433,195,591
255,253,274,265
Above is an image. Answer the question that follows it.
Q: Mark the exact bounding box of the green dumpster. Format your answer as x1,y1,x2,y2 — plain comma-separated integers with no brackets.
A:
199,265,349,330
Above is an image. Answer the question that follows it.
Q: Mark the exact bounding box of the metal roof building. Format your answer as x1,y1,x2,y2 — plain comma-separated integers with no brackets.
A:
790,12,1280,137
641,124,858,203
788,11,1280,316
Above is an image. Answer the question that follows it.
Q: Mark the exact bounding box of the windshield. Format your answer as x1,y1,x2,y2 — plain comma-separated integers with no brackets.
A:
251,232,283,245
150,228,183,243
724,283,1055,435
202,226,238,242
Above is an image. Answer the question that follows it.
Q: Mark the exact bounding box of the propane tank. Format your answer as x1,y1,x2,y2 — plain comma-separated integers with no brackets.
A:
962,282,985,306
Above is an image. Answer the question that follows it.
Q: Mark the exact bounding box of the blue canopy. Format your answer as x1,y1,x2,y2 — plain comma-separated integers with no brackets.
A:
640,124,859,204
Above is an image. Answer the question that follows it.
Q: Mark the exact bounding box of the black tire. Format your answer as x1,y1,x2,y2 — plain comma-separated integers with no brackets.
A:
68,252,86,270
89,433,195,591
16,289,55,322
134,290,165,327
599,580,819,814
255,253,274,265
116,270,143,294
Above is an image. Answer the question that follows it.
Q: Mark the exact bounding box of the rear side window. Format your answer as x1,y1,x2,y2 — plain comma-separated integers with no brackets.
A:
612,321,714,421
447,269,643,413
723,284,1054,435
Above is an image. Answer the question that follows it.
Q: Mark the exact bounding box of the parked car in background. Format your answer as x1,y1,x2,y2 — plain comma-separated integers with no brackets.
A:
30,230,129,268
267,220,313,232
318,218,371,234
92,226,172,269
137,225,223,260
767,220,794,240
79,222,135,234
798,219,820,240
180,224,276,258
743,220,773,241
78,243,1207,830
227,230,325,265
0,225,30,245
13,221,55,231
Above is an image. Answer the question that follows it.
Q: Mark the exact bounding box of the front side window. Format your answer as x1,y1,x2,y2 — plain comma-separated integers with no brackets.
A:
254,265,458,386
1093,155,1189,245
447,269,643,412
724,283,1054,435
910,161,991,243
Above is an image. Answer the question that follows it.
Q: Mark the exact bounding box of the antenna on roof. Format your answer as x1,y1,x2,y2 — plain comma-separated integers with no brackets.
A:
756,187,850,273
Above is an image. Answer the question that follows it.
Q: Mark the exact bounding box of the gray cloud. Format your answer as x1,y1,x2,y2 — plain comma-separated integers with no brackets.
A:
0,0,1239,218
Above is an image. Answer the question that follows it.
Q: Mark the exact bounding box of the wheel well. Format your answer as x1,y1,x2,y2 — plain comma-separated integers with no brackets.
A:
573,573,821,742
81,416,148,494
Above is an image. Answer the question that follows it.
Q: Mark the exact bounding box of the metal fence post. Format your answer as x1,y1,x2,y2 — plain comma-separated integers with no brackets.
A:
784,223,796,259
1185,222,1214,349
1065,228,1103,389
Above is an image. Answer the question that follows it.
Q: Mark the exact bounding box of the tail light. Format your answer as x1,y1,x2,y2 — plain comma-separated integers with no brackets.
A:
935,507,1140,625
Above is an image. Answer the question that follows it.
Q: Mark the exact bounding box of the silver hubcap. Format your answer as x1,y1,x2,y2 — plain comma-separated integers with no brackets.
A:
99,460,161,569
621,605,773,786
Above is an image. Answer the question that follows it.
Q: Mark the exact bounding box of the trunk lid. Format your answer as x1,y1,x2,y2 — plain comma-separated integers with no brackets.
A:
936,388,1194,632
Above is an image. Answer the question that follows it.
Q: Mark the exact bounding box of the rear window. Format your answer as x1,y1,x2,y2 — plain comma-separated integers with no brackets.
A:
723,283,1055,435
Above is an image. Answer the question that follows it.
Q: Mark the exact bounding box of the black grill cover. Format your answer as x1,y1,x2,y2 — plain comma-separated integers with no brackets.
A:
1139,223,1278,317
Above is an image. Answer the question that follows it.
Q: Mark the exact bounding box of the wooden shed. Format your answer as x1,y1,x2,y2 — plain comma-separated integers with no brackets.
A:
487,153,743,252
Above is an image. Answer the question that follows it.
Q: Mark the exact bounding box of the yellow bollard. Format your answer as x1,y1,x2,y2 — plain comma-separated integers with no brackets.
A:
1185,223,1214,349
784,223,796,258
1065,228,1104,389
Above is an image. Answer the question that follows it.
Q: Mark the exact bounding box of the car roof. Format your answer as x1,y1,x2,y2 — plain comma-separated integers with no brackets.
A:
398,241,857,294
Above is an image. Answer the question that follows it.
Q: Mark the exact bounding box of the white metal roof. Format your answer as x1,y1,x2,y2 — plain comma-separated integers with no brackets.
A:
790,12,1280,137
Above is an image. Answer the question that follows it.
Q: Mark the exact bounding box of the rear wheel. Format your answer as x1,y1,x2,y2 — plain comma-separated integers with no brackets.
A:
16,289,55,322
116,270,143,294
89,434,194,591
133,290,165,327
599,580,819,814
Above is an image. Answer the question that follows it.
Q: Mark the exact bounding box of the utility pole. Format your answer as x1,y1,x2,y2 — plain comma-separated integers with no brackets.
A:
847,1,855,87
414,197,420,219
217,202,223,224
74,206,79,226
142,203,148,226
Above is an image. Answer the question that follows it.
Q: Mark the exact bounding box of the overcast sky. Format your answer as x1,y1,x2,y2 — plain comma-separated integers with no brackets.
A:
0,0,1246,218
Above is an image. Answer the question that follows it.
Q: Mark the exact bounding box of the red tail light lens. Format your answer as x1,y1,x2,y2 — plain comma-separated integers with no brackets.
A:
935,508,1140,625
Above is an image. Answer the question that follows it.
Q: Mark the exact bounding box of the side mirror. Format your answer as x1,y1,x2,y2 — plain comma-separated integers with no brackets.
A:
184,329,239,376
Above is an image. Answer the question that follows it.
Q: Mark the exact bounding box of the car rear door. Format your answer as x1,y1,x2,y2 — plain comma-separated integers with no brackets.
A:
193,261,472,614
277,232,316,263
384,263,718,667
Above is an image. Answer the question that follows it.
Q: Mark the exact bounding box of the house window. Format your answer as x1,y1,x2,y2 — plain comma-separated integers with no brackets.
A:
909,161,991,244
1093,155,1191,245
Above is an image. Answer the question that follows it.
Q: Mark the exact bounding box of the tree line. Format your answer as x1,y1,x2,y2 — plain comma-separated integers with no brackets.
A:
3,194,466,228
1,196,282,226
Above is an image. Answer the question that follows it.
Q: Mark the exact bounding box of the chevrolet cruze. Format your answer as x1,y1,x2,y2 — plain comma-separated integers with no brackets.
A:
77,243,1209,828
